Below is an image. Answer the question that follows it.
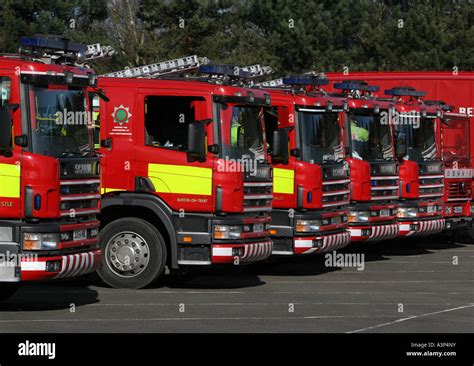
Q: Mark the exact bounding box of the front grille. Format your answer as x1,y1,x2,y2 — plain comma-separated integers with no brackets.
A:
60,179,101,219
243,165,273,214
418,174,444,199
447,181,472,201
370,176,399,200
321,164,350,208
322,178,350,208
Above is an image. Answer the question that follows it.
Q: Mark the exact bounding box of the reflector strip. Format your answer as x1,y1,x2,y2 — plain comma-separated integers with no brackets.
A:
273,168,294,194
148,163,212,196
0,163,20,198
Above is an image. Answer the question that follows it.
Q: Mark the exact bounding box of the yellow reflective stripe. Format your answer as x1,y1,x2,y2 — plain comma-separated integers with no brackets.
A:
0,163,20,198
273,168,294,194
100,188,125,194
148,163,212,196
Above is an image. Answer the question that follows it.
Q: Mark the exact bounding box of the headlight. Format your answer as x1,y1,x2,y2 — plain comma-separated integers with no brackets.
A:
296,220,321,232
213,225,242,239
348,211,370,223
397,207,418,218
470,205,474,214
23,233,59,250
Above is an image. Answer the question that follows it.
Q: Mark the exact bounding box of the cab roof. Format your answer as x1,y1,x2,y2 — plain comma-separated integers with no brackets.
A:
0,54,93,76
97,76,271,99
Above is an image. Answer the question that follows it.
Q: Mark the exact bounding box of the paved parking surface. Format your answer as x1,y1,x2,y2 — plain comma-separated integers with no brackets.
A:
1,234,473,333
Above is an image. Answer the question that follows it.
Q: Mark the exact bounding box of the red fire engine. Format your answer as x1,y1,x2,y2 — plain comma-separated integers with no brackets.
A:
332,81,400,242
383,87,445,237
327,72,473,235
0,36,102,299
92,60,284,288
258,75,351,255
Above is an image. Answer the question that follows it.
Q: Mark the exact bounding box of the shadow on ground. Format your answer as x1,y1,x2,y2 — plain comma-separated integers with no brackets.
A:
0,282,99,312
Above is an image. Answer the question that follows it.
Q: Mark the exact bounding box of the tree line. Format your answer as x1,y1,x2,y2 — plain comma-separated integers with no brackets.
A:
0,0,472,77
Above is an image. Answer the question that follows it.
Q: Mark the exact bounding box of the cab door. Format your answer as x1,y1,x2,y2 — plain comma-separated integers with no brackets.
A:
135,88,215,213
0,74,22,220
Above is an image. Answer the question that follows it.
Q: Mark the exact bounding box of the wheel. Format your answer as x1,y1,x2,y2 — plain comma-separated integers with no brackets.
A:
97,217,167,289
0,283,19,301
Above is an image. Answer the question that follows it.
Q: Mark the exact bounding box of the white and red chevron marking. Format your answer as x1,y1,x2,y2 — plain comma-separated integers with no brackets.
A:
21,249,101,281
349,223,399,242
294,231,351,255
367,223,399,241
211,241,273,264
54,251,101,279
399,218,445,237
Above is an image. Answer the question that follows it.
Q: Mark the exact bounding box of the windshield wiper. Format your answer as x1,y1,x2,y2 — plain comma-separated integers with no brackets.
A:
58,151,88,158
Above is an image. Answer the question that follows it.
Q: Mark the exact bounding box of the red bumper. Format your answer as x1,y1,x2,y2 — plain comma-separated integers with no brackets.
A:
399,218,445,237
211,241,273,264
349,223,399,242
293,231,351,255
21,249,101,281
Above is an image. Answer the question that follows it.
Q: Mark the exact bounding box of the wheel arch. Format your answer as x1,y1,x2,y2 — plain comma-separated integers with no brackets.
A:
99,193,178,269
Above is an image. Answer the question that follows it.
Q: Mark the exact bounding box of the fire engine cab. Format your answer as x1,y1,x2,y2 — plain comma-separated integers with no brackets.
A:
92,59,286,288
0,36,102,299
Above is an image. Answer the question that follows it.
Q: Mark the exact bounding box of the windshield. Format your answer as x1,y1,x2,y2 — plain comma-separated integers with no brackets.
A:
299,111,343,164
442,118,470,162
350,113,394,161
28,85,93,158
397,118,437,161
219,104,265,161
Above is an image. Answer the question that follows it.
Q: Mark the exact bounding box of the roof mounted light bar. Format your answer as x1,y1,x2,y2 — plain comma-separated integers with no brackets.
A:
19,35,87,64
283,75,329,86
385,87,426,98
424,100,454,111
333,80,380,93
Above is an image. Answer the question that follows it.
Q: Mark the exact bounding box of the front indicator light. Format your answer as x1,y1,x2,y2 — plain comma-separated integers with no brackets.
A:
348,211,370,223
213,225,242,239
23,233,59,250
296,220,321,233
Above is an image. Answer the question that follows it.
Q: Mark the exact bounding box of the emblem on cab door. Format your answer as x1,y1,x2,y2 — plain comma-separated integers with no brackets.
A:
111,105,132,125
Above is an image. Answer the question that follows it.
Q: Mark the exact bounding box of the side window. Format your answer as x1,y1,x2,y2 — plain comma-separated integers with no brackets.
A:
264,106,279,151
0,77,12,148
0,77,11,108
144,96,205,150
89,94,101,149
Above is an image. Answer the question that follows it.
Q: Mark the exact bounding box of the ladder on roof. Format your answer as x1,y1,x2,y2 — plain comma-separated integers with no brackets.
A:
237,64,273,78
256,78,284,87
85,43,116,61
101,55,210,78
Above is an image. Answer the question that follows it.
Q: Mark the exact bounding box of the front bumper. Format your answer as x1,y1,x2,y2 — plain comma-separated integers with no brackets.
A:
293,231,351,255
399,218,445,237
20,249,101,281
445,216,472,230
210,240,273,264
349,223,399,242
273,231,351,255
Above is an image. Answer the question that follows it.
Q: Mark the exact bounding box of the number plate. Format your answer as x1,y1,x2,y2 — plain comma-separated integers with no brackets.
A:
454,206,463,214
427,205,436,213
254,223,264,232
73,229,87,241
380,209,390,217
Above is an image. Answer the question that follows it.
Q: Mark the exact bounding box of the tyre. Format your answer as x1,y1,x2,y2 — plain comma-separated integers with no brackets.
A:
97,217,167,289
0,283,19,301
